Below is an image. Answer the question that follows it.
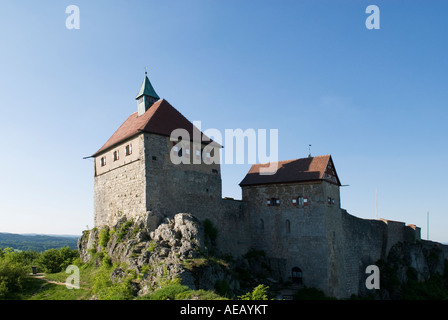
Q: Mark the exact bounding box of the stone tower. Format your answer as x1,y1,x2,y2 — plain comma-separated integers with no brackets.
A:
91,73,222,227
239,155,342,294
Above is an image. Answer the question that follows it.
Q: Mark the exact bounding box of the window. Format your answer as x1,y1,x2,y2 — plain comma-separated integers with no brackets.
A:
286,220,291,233
100,156,106,167
271,198,280,207
195,148,201,160
328,197,335,205
113,150,119,161
212,169,218,174
298,196,304,206
260,219,264,231
125,144,132,156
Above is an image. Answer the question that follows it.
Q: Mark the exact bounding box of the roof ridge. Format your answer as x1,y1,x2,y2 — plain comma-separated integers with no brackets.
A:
252,154,331,166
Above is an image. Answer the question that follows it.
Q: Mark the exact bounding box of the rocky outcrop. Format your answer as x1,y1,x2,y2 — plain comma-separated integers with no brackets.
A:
78,212,240,297
374,240,448,299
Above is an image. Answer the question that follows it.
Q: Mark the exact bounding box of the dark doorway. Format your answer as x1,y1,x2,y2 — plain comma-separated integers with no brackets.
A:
292,267,303,284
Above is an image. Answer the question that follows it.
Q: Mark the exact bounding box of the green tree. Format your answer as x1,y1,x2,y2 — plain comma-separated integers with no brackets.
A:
38,247,78,273
0,249,28,298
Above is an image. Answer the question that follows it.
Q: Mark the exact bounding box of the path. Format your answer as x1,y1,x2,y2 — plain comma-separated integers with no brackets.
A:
28,273,85,290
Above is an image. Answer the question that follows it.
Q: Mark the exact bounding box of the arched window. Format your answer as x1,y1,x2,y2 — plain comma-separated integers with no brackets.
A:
286,220,290,233
292,267,303,284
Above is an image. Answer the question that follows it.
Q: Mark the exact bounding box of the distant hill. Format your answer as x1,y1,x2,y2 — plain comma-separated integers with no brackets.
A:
0,232,80,252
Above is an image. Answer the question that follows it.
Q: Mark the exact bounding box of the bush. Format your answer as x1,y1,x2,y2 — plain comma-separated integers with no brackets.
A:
92,266,135,300
146,284,190,300
117,220,133,241
38,247,79,273
0,249,28,298
239,284,270,300
99,227,110,248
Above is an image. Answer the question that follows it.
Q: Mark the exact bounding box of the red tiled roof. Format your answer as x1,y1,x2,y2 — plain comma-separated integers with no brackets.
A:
239,155,341,187
92,99,219,157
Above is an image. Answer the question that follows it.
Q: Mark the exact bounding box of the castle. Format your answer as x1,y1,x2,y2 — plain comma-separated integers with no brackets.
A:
90,73,423,298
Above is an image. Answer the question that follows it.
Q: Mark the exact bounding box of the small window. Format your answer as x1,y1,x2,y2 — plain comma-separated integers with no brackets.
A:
260,219,264,230
271,198,280,207
195,149,201,160
113,150,119,161
297,196,304,206
152,156,157,160
125,144,132,156
212,169,218,174
100,156,106,167
286,220,291,233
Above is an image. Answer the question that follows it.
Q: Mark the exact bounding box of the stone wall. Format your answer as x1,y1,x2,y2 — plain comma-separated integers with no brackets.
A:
94,135,146,227
333,210,422,298
240,181,342,293
143,133,222,221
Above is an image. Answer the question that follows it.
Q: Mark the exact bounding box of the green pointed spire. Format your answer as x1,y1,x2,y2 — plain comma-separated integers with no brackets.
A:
136,72,160,100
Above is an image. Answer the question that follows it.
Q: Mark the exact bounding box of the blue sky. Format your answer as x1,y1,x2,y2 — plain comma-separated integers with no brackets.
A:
0,1,447,242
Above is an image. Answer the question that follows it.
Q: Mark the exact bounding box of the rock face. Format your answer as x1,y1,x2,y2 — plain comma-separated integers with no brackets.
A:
371,240,448,299
78,212,240,297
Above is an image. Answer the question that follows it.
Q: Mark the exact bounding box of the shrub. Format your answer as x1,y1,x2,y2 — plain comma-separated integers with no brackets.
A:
146,283,190,300
99,227,110,248
38,247,79,273
117,220,133,241
0,251,28,298
92,266,135,300
239,284,270,300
